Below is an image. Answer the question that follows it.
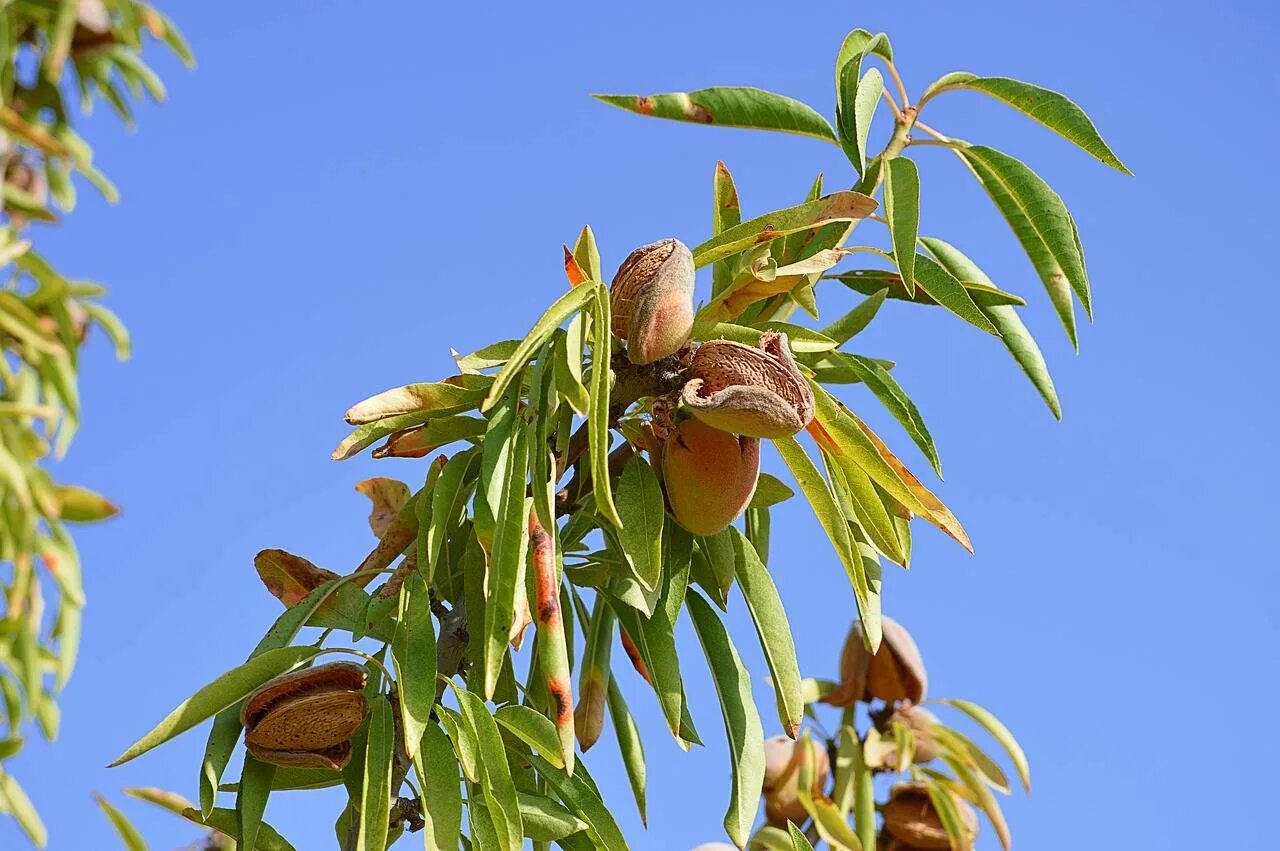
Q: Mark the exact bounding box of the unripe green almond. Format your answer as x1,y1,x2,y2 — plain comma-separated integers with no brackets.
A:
610,238,696,365
681,331,814,438
662,418,760,536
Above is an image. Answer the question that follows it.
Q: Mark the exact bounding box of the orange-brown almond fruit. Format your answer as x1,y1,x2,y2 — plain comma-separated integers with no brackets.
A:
662,418,760,536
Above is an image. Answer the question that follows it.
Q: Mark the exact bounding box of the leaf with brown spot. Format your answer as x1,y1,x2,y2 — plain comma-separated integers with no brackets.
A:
254,549,339,608
690,191,877,269
342,381,485,426
354,477,411,538
594,87,837,142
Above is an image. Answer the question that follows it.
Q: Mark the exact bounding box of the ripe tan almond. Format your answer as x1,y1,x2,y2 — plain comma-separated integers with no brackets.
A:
761,734,830,827
681,332,814,438
881,782,979,850
609,238,695,365
240,662,368,769
824,615,927,707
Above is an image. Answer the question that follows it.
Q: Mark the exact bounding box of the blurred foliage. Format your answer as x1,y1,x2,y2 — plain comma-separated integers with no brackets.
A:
107,22,1124,851
0,1,189,845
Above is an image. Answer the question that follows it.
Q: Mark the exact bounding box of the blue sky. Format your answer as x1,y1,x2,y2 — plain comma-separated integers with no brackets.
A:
7,1,1279,848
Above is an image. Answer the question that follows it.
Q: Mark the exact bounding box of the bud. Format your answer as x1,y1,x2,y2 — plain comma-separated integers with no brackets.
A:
610,238,695,365
881,782,979,850
681,332,814,438
825,615,927,707
662,418,760,536
241,662,368,770
761,735,830,826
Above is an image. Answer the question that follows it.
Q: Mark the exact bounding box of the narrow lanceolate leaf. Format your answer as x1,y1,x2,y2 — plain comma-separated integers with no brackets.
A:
516,791,588,842
884,158,921,295
943,754,1012,850
95,794,147,850
926,73,1130,173
852,68,883,175
0,770,47,847
588,284,622,527
335,411,486,461
482,283,598,412
922,778,973,851
594,87,837,142
574,596,615,752
606,677,647,825
825,454,904,568
921,237,1061,418
809,386,971,552
692,320,837,353
415,725,462,850
837,355,942,477
452,687,524,850
956,144,1092,323
686,590,765,848
527,517,575,770
712,161,742,297
789,823,817,851
391,573,436,760
911,253,999,335
615,455,664,590
112,645,321,766
774,434,881,652
796,738,863,850
236,756,275,851
344,381,485,425
495,704,565,770
357,696,394,851
573,225,603,281
179,808,295,851
820,288,888,346
937,699,1031,792
691,192,878,268
486,479,531,696
728,529,803,738
526,754,628,851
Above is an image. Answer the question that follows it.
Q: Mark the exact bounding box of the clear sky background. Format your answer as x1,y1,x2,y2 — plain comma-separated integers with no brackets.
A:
7,1,1278,848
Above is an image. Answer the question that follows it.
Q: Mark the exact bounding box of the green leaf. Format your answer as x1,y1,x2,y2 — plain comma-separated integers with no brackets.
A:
573,225,603,281
0,769,46,847
692,320,837,353
356,696,394,851
824,451,905,568
452,686,523,850
691,192,877,269
516,791,588,841
495,704,566,769
179,807,295,851
851,68,883,175
749,473,795,510
728,529,803,738
344,381,485,426
839,355,941,477
937,699,1031,792
910,253,999,335
553,318,591,416
438,707,478,783
334,412,486,461
605,677,647,825
927,74,1129,173
711,161,742,298
482,284,598,412
789,823,817,851
95,794,147,851
774,435,881,650
526,753,627,851
930,724,1010,792
884,158,920,295
821,289,887,346
686,590,764,847
921,777,973,851
942,753,1011,850
484,412,532,698
236,756,275,851
920,237,1061,418
416,725,463,850
392,573,437,760
588,284,622,527
593,88,837,142
615,455,664,591
113,645,322,766
956,144,1092,325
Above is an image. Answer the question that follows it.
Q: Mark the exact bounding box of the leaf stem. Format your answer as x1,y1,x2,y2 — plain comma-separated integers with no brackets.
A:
884,60,910,110
879,88,904,122
912,119,950,142
906,138,961,149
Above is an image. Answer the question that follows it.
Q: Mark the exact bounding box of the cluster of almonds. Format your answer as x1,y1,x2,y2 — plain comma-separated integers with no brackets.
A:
609,239,815,536
727,616,980,850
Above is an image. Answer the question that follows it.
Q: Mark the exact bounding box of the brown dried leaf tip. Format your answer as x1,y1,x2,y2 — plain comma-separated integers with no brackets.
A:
760,734,830,827
681,331,814,438
610,238,695,365
241,662,368,770
661,418,759,536
882,782,979,850
825,615,927,707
